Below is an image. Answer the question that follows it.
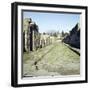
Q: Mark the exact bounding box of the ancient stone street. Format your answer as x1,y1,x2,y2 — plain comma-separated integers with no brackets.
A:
23,40,80,77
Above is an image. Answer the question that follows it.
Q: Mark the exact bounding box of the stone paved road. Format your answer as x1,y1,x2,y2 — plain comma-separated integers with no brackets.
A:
23,41,80,77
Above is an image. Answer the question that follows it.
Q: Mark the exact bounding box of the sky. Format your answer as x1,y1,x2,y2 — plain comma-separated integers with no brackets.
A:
23,11,80,33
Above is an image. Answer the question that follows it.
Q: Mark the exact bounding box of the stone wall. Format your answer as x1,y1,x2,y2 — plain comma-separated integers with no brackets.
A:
62,23,80,49
23,18,55,52
39,34,55,48
23,18,39,52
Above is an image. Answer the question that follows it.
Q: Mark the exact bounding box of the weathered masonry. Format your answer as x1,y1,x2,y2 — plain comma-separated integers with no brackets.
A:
62,23,80,49
23,18,55,52
23,18,40,52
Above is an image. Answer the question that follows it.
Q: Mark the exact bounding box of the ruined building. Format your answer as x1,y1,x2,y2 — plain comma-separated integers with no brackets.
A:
23,18,40,52
62,23,80,49
23,18,56,52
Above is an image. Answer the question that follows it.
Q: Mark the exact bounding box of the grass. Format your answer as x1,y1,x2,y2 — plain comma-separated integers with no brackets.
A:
23,44,55,63
23,41,80,77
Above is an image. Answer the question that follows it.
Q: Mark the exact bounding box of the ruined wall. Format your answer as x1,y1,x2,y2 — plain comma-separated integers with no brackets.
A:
23,18,56,52
23,18,39,52
62,23,80,49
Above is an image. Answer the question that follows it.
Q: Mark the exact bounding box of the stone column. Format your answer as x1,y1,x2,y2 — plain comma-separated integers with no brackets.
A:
32,30,34,51
30,26,33,51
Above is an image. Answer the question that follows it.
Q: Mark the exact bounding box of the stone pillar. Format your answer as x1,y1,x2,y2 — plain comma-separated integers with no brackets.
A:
25,30,28,52
32,30,34,51
23,32,25,52
30,26,33,51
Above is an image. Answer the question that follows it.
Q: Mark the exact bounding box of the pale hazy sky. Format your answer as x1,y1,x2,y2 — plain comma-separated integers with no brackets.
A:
23,11,80,33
